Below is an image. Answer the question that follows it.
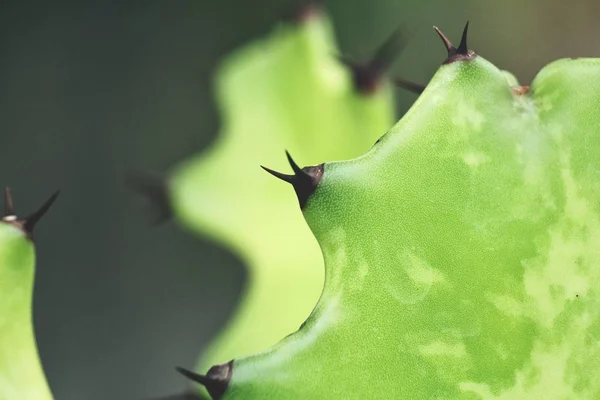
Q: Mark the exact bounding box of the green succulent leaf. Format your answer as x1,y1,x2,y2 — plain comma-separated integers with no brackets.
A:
0,190,57,400
187,28,600,399
169,9,396,376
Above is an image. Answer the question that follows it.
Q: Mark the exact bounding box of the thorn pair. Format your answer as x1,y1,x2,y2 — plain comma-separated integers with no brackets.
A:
3,187,60,237
339,26,409,94
176,361,233,400
393,21,474,94
434,21,474,64
260,151,323,209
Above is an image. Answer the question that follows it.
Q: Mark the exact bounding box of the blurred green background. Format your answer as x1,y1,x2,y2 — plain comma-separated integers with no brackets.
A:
0,1,598,399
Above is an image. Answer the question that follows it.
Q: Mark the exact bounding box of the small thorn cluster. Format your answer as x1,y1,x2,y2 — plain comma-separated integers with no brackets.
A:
434,21,475,64
261,151,324,209
2,187,60,238
340,26,407,94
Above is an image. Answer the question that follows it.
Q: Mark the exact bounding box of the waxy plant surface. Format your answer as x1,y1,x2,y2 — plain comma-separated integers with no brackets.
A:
178,22,600,400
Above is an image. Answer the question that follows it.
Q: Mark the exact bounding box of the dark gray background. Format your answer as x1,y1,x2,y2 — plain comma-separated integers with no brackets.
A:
0,1,598,399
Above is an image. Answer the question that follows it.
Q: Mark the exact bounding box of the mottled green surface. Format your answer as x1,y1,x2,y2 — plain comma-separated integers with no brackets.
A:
0,223,53,400
169,11,395,375
222,55,600,398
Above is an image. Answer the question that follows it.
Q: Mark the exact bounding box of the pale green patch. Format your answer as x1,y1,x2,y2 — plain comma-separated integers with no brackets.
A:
460,341,584,399
450,95,485,133
463,149,600,398
385,250,448,304
419,340,468,358
462,151,490,167
402,251,447,286
485,293,525,318
523,156,598,327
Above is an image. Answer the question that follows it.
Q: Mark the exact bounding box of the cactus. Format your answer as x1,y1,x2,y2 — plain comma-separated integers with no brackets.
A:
164,5,401,381
177,23,600,399
0,188,58,400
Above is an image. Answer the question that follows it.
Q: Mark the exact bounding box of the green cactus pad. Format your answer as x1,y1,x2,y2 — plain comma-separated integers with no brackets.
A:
184,27,600,399
0,190,57,400
169,8,396,375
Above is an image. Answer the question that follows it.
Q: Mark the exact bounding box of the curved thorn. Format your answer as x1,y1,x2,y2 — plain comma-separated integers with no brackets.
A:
394,77,426,94
457,21,469,54
369,26,406,72
262,152,324,209
434,23,476,64
4,187,14,216
433,25,455,54
342,27,408,94
23,190,60,234
176,362,232,400
260,165,295,184
285,150,303,175
176,367,211,386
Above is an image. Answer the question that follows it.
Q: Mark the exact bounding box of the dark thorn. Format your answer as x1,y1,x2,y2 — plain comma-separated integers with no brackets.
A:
457,21,469,55
369,26,406,73
433,25,455,54
394,77,426,94
22,191,59,235
341,26,407,94
261,151,324,209
434,22,476,64
1,189,59,238
4,187,14,216
285,150,303,175
176,361,233,400
127,172,172,225
260,165,295,184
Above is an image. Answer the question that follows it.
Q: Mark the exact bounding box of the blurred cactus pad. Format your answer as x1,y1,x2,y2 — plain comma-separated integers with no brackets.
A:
167,5,398,382
171,14,600,400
